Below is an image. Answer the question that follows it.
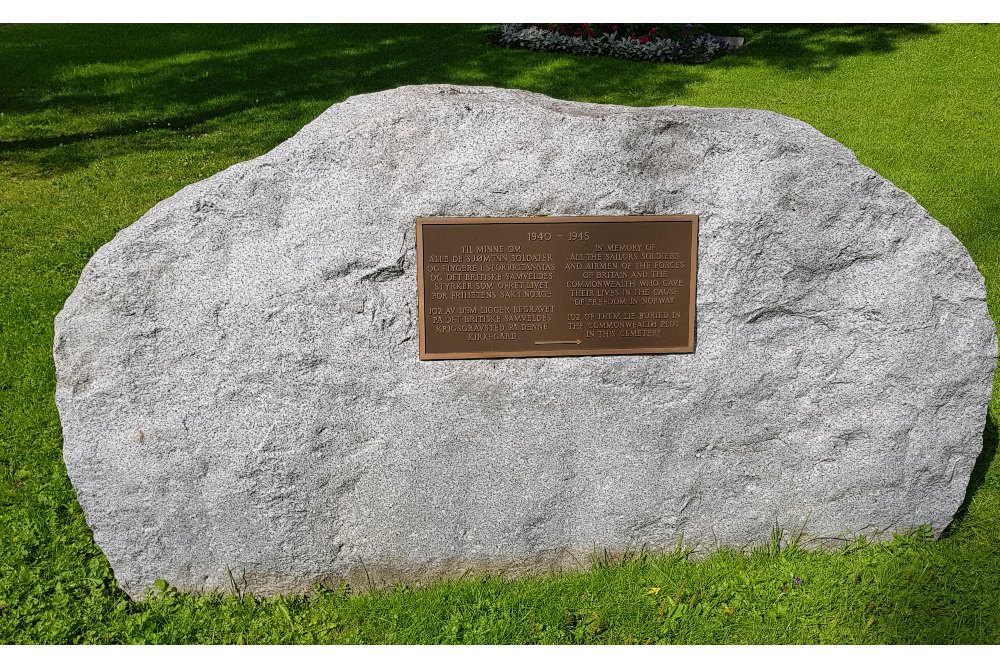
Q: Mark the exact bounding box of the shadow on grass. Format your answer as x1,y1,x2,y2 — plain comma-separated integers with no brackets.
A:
1,23,939,174
945,406,998,535
704,23,938,73
1,26,467,145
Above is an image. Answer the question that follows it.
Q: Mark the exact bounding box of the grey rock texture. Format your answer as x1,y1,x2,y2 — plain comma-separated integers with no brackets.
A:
54,85,996,599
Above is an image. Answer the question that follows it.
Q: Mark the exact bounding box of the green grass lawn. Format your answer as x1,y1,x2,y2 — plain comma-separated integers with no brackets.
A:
1,23,998,644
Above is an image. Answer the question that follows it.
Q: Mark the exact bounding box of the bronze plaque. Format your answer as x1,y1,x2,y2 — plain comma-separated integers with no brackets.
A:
416,215,698,360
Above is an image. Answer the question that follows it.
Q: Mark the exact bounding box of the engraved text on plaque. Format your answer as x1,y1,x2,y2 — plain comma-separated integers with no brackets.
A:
416,216,698,359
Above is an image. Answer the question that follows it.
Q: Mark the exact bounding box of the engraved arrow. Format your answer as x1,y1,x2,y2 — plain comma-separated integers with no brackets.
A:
534,339,582,345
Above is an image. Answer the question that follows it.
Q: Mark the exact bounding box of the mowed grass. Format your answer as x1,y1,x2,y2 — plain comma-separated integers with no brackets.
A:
1,24,998,644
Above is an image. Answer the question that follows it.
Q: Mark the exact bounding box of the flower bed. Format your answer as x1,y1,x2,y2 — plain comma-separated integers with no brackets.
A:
491,23,737,64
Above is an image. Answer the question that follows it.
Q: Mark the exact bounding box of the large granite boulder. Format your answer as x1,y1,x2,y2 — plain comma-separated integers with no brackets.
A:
54,85,997,599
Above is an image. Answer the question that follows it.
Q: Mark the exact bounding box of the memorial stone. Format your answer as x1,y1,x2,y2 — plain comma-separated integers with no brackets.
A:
54,85,997,599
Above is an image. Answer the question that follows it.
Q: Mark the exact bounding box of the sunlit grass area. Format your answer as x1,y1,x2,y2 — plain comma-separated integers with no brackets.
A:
1,23,998,644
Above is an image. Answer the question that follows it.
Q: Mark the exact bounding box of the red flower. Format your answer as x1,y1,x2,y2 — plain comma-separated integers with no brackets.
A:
638,35,650,44
650,27,658,33
611,24,619,31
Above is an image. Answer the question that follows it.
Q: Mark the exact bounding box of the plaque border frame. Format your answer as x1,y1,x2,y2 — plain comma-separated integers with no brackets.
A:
416,215,699,360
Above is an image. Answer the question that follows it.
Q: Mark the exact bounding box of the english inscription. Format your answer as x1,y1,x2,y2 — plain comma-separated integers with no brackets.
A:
416,216,698,359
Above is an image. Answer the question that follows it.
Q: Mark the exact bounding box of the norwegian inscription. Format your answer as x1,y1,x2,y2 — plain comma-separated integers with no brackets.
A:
416,216,698,359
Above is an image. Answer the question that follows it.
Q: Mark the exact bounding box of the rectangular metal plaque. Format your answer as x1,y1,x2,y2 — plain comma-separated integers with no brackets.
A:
416,215,698,360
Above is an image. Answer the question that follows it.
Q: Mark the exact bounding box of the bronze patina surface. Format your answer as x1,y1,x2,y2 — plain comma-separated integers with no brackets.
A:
416,216,698,360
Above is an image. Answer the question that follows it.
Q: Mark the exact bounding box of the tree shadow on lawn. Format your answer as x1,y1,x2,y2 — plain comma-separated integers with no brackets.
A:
703,23,939,74
0,23,940,175
0,27,435,137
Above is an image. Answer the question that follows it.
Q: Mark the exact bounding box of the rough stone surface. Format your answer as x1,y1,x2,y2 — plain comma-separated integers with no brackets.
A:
54,85,997,599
